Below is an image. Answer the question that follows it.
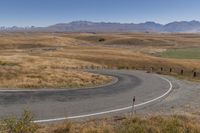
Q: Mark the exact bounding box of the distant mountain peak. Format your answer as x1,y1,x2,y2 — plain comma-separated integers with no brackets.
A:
143,21,162,25
69,21,95,25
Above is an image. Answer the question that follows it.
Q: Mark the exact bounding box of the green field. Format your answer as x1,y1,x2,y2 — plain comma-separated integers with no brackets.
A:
160,48,200,59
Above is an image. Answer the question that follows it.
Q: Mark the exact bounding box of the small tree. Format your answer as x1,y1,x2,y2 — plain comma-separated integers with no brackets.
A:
99,38,105,42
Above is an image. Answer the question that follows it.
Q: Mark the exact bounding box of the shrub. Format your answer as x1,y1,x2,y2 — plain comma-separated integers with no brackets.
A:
116,117,159,133
0,110,39,133
0,61,7,66
99,38,105,42
53,122,72,133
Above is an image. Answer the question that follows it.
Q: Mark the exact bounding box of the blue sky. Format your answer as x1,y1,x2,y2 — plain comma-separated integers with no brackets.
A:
0,0,200,27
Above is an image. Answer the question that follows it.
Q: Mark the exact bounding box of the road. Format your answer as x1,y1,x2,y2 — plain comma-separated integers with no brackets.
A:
0,70,172,123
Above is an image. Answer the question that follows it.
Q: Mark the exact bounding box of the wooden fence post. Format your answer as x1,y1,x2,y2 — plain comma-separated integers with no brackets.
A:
193,72,197,77
181,69,184,75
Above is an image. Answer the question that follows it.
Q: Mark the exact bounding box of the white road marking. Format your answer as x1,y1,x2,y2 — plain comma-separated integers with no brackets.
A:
34,75,173,123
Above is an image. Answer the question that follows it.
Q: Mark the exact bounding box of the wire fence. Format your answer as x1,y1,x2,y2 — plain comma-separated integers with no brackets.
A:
63,65,199,79
111,65,198,79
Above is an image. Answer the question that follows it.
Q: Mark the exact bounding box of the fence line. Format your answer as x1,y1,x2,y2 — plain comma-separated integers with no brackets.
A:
63,65,199,78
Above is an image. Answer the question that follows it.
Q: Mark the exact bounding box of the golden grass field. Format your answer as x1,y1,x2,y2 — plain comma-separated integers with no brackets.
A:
1,32,200,132
0,32,200,89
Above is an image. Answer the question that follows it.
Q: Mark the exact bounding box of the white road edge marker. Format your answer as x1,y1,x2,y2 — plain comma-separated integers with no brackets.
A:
34,75,173,123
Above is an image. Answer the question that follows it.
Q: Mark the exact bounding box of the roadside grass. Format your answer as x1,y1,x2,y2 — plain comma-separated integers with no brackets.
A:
0,67,112,89
39,115,200,133
164,71,200,83
1,111,200,133
0,54,111,89
160,48,200,59
0,110,39,133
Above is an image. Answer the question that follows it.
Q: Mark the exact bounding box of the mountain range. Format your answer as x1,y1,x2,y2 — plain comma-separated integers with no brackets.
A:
1,20,200,33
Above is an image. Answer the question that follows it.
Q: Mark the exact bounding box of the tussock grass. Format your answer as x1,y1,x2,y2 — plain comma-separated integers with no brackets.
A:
0,67,112,89
0,33,200,132
0,32,80,49
1,111,200,133
70,33,200,47
0,33,115,89
0,55,111,89
1,32,200,89
104,37,174,46
39,115,200,133
0,110,39,133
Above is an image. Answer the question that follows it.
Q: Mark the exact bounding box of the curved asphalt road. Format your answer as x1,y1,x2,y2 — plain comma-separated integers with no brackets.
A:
0,70,172,123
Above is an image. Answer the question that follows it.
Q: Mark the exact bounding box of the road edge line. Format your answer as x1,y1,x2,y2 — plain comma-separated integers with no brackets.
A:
34,75,173,123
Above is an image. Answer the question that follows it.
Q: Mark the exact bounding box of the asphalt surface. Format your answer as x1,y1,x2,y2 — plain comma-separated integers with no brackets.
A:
0,70,171,122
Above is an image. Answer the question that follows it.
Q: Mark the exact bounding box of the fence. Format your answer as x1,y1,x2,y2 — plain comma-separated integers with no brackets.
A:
146,66,199,78
64,65,200,79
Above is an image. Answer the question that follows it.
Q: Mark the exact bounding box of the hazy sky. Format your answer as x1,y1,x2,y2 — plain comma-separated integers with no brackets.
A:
0,0,200,27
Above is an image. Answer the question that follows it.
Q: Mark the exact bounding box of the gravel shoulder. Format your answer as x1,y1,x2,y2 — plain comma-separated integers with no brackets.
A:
138,75,200,116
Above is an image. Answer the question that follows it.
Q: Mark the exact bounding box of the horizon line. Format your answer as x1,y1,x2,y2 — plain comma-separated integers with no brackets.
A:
0,19,199,28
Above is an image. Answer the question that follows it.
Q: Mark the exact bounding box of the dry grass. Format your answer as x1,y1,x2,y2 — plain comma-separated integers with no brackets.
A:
2,110,200,133
42,46,200,72
56,33,200,79
1,32,200,132
0,54,111,89
0,33,111,89
0,67,112,89
0,110,39,133
68,33,200,47
38,115,200,133
1,32,200,89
